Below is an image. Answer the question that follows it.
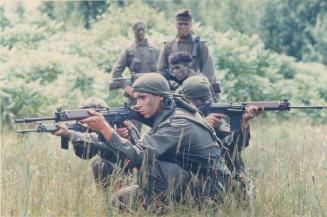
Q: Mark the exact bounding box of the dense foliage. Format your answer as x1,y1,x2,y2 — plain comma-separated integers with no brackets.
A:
1,1,326,126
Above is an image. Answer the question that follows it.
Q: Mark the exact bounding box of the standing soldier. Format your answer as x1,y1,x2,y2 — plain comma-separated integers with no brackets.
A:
110,20,159,130
157,9,220,96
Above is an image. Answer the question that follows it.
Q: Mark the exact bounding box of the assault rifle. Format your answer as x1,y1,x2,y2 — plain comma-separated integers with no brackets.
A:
200,99,327,131
15,105,148,127
15,105,151,145
16,123,89,150
109,71,180,90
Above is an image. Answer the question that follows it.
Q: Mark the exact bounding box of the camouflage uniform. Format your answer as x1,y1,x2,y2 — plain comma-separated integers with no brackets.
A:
105,73,230,205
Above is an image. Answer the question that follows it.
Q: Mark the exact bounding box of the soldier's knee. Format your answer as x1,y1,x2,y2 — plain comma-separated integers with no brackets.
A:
92,159,114,180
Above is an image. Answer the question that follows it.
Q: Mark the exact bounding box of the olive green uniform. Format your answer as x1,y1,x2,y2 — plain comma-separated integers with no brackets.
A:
105,97,229,204
67,128,139,189
111,39,159,131
112,39,159,78
180,75,252,201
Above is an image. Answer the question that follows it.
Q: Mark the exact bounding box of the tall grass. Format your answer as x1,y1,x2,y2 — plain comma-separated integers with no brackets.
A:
1,119,326,216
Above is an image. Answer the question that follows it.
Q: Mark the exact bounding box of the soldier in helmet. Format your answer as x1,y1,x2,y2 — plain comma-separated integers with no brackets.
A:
179,75,263,202
157,9,220,96
53,97,140,189
79,73,231,206
110,20,160,131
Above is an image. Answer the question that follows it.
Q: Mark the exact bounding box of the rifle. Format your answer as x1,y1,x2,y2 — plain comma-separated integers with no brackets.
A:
15,105,148,127
16,123,90,150
200,99,327,131
15,105,151,145
109,71,181,91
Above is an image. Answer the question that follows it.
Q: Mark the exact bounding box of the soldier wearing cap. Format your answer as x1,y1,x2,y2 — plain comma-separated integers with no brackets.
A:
53,97,140,189
110,20,159,131
157,9,220,95
110,20,159,92
168,51,195,86
180,75,263,202
79,73,231,205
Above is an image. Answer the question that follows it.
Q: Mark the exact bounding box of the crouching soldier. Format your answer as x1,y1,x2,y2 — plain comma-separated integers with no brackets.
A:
79,73,231,207
179,75,263,202
53,97,140,189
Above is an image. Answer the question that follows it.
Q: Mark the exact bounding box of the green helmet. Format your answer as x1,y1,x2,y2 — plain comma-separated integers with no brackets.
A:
132,73,171,97
80,97,109,109
180,75,212,100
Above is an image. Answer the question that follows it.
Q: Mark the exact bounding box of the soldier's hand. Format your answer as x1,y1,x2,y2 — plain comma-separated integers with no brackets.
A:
242,105,264,129
52,124,70,137
109,81,123,90
80,110,114,141
116,121,133,139
206,113,225,128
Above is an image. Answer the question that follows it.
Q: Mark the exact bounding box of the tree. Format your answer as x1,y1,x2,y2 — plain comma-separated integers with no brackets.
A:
261,0,327,65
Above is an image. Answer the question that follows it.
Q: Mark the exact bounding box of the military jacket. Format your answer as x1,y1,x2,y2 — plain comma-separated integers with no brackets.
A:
67,128,139,162
106,101,222,174
112,39,159,78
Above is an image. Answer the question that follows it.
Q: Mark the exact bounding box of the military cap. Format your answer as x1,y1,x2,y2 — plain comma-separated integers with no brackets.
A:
180,75,212,99
175,9,192,22
169,51,192,65
80,97,109,109
132,20,146,30
132,73,172,97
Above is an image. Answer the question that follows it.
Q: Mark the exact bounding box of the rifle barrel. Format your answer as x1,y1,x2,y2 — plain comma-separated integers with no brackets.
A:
290,106,327,109
111,77,131,81
16,129,38,133
15,117,55,123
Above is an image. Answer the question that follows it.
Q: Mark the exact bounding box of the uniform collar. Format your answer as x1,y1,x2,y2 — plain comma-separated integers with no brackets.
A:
175,34,193,43
135,38,149,46
151,98,176,132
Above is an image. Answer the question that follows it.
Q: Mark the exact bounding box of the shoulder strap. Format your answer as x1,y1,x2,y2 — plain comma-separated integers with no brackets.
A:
172,109,223,147
192,36,201,58
163,41,173,58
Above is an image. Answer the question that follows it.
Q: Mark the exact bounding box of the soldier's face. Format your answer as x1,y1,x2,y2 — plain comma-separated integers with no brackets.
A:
134,28,145,41
171,64,190,81
134,92,163,118
176,21,192,38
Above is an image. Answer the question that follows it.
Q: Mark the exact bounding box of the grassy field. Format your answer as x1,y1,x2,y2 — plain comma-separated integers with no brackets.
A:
1,119,327,217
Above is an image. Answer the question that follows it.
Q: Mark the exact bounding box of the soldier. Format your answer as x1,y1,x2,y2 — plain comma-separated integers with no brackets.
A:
53,97,140,189
110,20,159,131
168,51,196,91
79,73,231,206
179,75,263,202
157,9,220,95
